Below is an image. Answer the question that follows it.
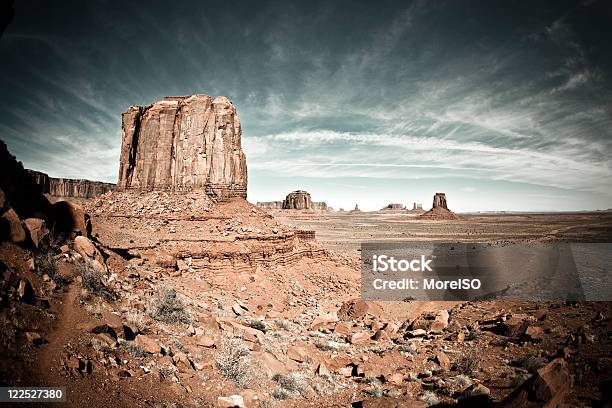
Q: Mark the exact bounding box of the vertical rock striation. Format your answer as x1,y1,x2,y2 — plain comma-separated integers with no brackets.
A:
26,170,115,199
283,191,312,210
433,193,448,209
118,94,247,200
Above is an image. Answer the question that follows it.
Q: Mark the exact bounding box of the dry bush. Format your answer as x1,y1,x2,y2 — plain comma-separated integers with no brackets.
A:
215,336,252,388
455,350,481,375
120,341,148,357
74,262,115,301
272,372,306,394
148,287,191,324
420,391,440,406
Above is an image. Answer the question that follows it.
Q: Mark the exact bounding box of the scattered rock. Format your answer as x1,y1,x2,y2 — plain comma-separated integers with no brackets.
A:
1,208,26,243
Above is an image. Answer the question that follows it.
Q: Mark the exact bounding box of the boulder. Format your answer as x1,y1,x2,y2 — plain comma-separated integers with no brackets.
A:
52,200,90,237
23,218,49,248
338,299,383,321
501,358,571,407
1,208,26,243
134,335,161,354
410,310,449,333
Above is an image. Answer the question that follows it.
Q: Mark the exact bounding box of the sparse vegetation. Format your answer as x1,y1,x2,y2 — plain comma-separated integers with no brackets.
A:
420,391,440,406
271,389,291,400
158,364,178,381
274,319,291,330
455,350,481,375
272,372,306,394
215,336,252,388
120,341,149,357
245,319,267,333
449,374,473,389
466,324,483,341
148,287,191,324
125,310,148,333
74,262,115,301
33,241,62,286
315,340,341,352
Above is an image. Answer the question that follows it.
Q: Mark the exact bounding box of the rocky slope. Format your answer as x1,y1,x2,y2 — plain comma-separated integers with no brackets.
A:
118,95,247,200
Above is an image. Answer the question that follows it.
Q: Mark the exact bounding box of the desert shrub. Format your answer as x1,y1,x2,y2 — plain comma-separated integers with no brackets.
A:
74,262,115,301
148,287,191,324
33,244,61,285
367,383,383,397
246,319,267,333
419,391,440,406
215,336,252,388
466,324,483,341
449,374,473,389
455,350,481,375
315,340,341,352
272,372,306,393
517,354,547,373
158,364,178,381
271,389,291,400
274,319,291,330
120,341,148,357
125,310,148,333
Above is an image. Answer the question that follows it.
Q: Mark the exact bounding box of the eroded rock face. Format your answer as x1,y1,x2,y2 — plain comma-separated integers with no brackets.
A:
26,170,115,199
312,201,330,211
283,190,312,210
117,94,247,200
433,193,448,209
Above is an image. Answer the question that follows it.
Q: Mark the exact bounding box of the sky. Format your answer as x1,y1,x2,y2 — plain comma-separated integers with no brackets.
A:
1,0,611,212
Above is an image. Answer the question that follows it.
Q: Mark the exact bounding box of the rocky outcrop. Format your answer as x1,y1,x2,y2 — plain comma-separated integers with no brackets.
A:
117,94,247,200
26,170,115,199
412,203,423,211
312,201,331,212
256,201,283,210
283,191,312,210
420,192,460,220
381,203,405,211
49,178,115,198
433,193,448,209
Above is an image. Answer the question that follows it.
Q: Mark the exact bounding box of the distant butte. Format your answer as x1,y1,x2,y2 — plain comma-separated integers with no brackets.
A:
420,192,460,220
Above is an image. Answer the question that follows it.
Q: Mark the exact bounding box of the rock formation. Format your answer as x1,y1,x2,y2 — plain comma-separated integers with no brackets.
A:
117,94,247,200
433,193,448,209
256,201,283,210
283,190,312,210
27,170,115,199
420,192,460,220
412,202,423,211
312,201,331,212
381,203,405,211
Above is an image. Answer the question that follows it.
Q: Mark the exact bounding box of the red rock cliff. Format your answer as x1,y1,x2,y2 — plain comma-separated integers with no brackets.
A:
117,94,248,200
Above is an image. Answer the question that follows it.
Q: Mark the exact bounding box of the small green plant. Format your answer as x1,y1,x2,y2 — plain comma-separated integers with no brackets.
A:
271,389,291,400
33,242,62,286
148,287,191,324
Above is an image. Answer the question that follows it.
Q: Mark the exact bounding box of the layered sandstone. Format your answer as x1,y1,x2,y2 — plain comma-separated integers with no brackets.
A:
381,203,405,211
312,201,331,212
118,94,247,200
283,190,312,210
420,192,460,220
27,170,115,199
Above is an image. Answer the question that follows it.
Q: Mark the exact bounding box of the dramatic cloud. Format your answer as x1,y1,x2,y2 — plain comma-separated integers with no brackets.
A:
1,0,610,211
